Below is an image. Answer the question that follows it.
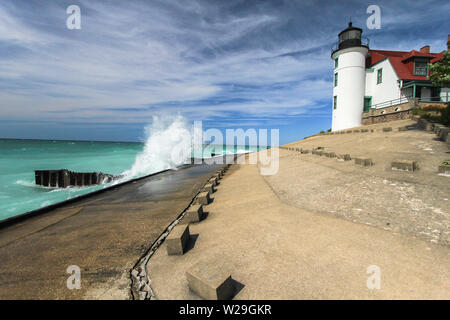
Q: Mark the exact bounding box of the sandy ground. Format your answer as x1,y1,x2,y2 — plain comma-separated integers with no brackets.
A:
147,120,450,299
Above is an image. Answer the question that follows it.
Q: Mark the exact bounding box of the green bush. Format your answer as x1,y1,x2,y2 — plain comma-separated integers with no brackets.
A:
440,103,450,126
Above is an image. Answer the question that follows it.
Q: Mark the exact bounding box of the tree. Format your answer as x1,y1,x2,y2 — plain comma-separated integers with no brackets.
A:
429,51,450,88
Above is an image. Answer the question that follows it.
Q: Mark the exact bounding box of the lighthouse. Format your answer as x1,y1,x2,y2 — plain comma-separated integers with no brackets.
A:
331,22,369,131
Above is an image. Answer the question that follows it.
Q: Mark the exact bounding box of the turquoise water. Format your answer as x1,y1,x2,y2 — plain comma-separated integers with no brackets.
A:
0,139,261,221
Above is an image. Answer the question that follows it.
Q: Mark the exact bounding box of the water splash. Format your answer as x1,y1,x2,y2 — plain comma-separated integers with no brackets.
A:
122,115,192,178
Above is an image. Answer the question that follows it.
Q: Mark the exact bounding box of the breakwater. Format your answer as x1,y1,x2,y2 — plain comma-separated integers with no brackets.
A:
35,169,120,188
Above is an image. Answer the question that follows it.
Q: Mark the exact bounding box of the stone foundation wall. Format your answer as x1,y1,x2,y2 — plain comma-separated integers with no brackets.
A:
362,109,413,125
362,100,448,125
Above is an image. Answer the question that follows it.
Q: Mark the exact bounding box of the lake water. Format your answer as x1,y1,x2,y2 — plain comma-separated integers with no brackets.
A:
0,139,260,221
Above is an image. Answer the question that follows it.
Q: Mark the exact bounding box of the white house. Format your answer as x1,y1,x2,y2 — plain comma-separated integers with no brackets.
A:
331,22,449,131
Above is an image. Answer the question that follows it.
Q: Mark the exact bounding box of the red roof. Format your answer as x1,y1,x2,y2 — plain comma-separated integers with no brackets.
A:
368,49,445,81
400,50,440,62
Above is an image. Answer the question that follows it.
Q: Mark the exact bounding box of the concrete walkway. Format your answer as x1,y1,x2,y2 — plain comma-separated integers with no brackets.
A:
147,161,450,299
0,164,223,300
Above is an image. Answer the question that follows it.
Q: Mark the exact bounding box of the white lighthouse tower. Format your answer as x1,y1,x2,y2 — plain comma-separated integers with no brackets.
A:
331,22,369,131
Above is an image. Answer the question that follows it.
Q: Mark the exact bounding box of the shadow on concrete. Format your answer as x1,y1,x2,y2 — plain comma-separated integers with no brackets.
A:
232,279,246,298
200,211,209,221
184,234,199,254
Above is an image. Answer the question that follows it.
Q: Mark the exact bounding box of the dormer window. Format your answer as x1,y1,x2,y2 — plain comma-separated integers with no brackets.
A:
414,59,428,76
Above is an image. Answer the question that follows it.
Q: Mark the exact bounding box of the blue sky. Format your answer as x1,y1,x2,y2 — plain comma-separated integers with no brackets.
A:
0,0,449,144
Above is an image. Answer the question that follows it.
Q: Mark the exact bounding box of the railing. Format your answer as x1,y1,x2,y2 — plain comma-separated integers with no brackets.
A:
371,96,411,109
371,95,449,110
417,96,450,103
331,37,370,53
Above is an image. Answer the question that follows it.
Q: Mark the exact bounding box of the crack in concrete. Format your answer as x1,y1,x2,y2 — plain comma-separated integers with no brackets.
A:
128,164,231,300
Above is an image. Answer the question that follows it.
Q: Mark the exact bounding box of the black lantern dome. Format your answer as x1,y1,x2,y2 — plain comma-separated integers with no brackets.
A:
332,22,369,56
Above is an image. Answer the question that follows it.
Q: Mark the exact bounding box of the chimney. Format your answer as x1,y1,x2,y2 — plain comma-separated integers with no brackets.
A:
420,45,430,53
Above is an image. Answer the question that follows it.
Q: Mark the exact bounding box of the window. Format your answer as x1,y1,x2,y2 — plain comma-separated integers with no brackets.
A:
414,59,428,76
377,69,382,84
333,96,337,110
334,72,338,87
334,57,338,69
364,96,372,112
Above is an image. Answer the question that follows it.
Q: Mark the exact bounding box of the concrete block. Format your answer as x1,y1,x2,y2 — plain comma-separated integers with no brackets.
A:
182,204,204,223
382,127,392,132
425,122,434,132
186,261,236,300
326,152,336,158
166,224,190,255
337,154,351,161
346,130,352,133
300,149,310,154
209,177,218,186
354,157,373,167
202,183,215,194
398,126,408,131
316,150,324,156
196,191,211,205
361,129,368,132
418,118,428,129
353,129,360,133
438,127,450,141
434,124,443,134
438,164,450,174
391,160,417,172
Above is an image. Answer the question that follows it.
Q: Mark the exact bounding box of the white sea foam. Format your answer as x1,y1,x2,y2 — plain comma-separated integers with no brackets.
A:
15,180,37,188
40,201,53,208
122,114,192,178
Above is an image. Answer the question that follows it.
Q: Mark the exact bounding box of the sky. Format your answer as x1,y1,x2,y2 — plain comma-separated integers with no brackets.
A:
0,0,449,144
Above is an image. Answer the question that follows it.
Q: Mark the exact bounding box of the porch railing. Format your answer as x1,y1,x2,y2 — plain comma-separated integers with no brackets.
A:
371,95,449,110
417,96,450,103
371,96,411,109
